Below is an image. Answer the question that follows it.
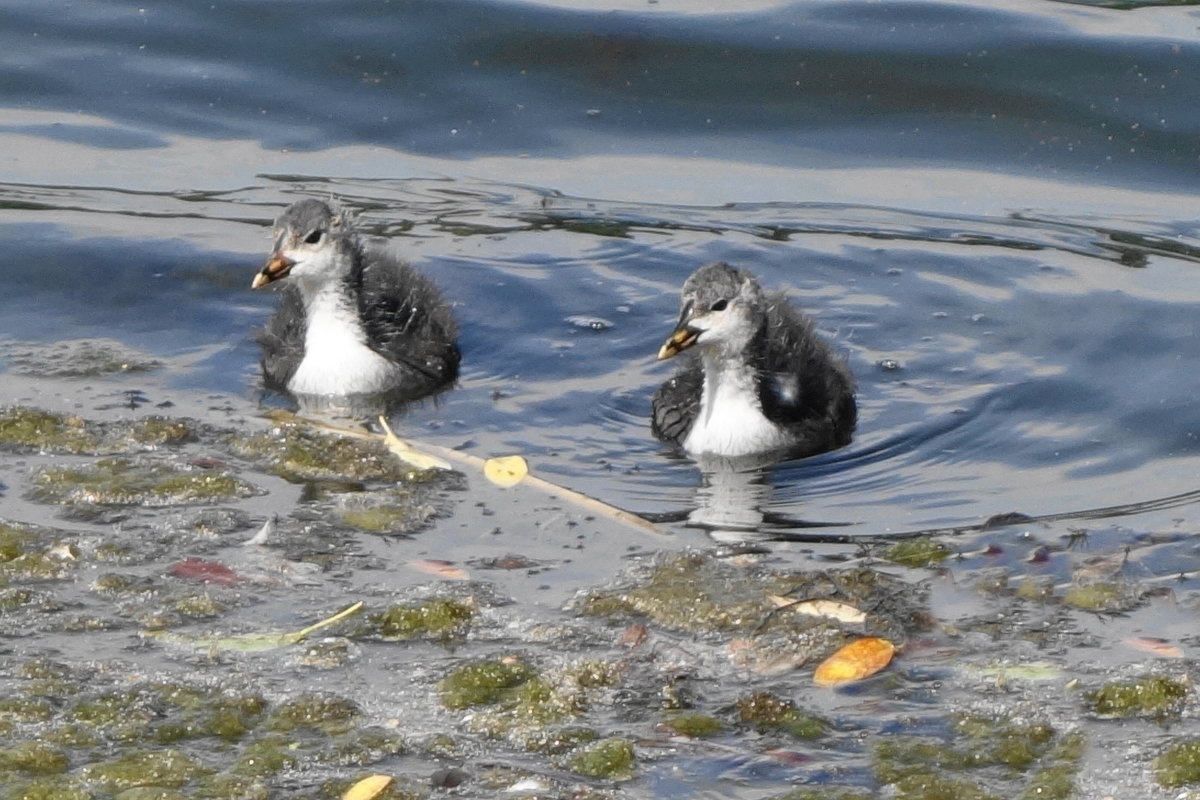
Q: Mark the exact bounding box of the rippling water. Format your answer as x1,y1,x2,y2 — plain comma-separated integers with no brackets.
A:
6,0,1200,531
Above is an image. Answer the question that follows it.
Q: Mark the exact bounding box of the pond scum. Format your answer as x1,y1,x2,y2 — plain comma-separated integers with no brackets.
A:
0,404,1196,798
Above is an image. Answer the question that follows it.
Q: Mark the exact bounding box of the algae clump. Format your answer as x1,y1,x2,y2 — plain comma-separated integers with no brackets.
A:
440,659,539,710
0,407,100,454
226,422,421,484
883,537,951,568
267,692,361,735
30,458,258,507
374,598,474,640
1155,737,1200,788
81,748,208,792
735,692,827,739
662,712,723,738
1084,674,1189,719
567,737,636,780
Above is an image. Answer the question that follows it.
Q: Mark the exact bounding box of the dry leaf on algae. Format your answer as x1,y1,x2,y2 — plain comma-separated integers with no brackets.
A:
813,636,896,687
768,595,867,625
342,774,394,800
484,455,528,487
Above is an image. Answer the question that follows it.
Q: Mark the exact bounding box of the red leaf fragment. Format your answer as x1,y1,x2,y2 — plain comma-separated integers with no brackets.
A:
168,558,242,586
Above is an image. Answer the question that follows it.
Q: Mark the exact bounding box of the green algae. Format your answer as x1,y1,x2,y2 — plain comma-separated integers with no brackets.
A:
3,776,92,800
0,697,55,724
266,692,361,736
1155,737,1200,788
1083,674,1189,719
373,598,474,640
81,748,209,792
882,537,951,568
337,486,442,534
225,422,419,484
564,659,621,689
576,553,779,634
169,592,226,620
735,692,828,739
522,726,599,755
1019,731,1085,800
439,658,539,710
0,741,69,774
30,458,258,507
0,521,80,582
92,573,157,598
114,788,189,800
1015,577,1054,602
323,727,406,767
0,407,100,454
769,791,874,800
889,773,1000,800
567,737,636,780
1062,581,1132,612
122,417,198,447
662,712,723,738
578,554,926,643
230,734,298,778
340,504,418,532
873,713,1077,798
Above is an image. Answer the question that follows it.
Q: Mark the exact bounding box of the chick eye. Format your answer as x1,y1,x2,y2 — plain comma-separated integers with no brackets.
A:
710,299,728,312
303,230,324,245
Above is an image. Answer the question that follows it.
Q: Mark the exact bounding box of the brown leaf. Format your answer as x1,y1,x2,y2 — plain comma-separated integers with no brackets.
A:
617,623,648,649
813,636,896,687
407,559,469,581
1125,636,1184,659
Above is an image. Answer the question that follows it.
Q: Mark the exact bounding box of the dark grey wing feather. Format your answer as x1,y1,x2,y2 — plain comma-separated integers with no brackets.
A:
256,284,307,392
355,248,461,400
651,355,704,446
755,294,857,456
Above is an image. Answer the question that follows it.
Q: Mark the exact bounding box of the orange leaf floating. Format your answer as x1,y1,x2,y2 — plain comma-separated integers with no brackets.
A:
1125,636,1184,659
342,774,394,800
484,455,528,488
813,636,896,687
408,559,470,581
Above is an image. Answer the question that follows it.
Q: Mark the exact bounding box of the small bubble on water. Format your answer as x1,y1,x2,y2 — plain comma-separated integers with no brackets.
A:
565,315,614,332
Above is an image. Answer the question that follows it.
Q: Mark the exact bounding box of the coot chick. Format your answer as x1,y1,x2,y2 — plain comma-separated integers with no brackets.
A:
252,199,460,402
651,261,856,460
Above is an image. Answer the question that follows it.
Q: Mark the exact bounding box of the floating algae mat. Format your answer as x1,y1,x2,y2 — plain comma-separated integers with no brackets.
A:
0,398,1193,797
29,458,259,508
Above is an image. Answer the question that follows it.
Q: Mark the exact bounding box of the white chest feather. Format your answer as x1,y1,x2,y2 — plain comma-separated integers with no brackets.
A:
683,357,791,458
287,289,397,396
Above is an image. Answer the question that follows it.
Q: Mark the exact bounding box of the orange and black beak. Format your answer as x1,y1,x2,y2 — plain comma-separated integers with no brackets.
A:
251,252,295,289
657,303,700,360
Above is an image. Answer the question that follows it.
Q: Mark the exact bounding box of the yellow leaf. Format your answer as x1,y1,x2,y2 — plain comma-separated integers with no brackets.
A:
342,774,394,800
379,416,450,471
813,636,896,687
484,455,528,488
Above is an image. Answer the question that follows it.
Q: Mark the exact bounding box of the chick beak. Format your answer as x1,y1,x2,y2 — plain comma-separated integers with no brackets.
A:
657,302,701,360
252,252,295,289
657,326,700,360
